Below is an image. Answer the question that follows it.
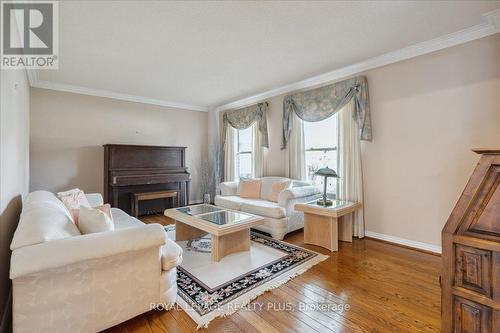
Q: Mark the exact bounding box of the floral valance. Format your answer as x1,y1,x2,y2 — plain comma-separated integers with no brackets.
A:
222,102,269,149
281,75,372,149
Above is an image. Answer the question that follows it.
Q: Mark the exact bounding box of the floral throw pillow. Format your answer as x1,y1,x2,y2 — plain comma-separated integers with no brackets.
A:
57,188,91,212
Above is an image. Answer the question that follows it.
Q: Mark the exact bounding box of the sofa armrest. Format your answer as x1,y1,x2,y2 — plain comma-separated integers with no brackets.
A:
161,238,183,270
278,185,321,207
85,193,104,207
220,181,239,196
10,223,166,279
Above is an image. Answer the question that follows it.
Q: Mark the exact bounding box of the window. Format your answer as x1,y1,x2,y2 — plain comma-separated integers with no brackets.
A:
236,126,253,179
303,114,338,194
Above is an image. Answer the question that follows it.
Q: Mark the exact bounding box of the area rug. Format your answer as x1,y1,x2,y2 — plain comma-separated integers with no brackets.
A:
164,225,328,328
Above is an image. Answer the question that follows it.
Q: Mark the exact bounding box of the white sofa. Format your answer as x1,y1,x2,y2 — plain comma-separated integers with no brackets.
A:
9,191,182,333
215,177,321,240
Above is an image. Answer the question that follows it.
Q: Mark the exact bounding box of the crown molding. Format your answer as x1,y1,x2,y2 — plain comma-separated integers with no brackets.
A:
215,15,500,112
30,79,209,112
26,9,499,114
15,2,207,112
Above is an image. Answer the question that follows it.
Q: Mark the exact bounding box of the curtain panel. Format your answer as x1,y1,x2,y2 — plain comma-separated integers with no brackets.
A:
281,75,371,149
338,100,365,237
221,102,269,182
222,102,269,150
223,126,236,182
285,112,306,181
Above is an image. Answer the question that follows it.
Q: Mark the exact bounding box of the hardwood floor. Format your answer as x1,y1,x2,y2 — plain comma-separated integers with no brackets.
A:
104,215,441,333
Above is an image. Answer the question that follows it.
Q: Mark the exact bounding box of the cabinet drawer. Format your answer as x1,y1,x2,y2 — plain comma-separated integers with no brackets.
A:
455,245,492,297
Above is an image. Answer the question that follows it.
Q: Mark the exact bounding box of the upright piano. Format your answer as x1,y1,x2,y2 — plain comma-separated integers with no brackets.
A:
103,144,190,215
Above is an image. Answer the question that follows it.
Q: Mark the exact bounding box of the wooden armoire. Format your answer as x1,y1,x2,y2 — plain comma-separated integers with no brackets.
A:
442,149,500,333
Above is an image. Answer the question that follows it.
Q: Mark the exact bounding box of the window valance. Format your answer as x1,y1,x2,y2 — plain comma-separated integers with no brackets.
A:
222,102,269,149
281,75,372,149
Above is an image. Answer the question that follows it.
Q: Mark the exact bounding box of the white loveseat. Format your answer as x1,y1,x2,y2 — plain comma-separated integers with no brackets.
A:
215,177,321,240
9,191,182,333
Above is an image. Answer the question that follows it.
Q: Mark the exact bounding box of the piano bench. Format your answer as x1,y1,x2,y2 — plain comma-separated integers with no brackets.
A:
131,190,178,218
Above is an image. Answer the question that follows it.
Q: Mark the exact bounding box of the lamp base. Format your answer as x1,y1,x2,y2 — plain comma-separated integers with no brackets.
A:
316,198,333,206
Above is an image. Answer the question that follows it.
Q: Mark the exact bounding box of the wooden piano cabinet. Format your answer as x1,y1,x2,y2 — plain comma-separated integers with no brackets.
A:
442,149,500,333
103,144,191,215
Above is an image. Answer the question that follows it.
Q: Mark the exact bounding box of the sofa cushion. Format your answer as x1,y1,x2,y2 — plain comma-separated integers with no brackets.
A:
268,181,292,202
161,239,183,271
77,205,115,234
220,182,239,196
71,204,112,226
111,208,145,229
214,195,247,211
239,179,262,199
277,185,321,207
22,190,74,217
260,177,291,200
11,191,81,250
260,177,291,201
240,200,287,219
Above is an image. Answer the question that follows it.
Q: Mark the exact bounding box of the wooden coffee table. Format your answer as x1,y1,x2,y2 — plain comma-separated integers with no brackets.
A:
164,204,264,262
295,200,362,252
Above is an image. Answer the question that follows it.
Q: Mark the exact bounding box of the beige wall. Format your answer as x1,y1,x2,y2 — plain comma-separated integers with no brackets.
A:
238,34,500,248
0,69,30,327
361,34,499,247
30,89,209,202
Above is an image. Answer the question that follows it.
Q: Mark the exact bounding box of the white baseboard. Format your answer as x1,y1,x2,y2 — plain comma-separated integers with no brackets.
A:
0,288,12,333
365,231,442,254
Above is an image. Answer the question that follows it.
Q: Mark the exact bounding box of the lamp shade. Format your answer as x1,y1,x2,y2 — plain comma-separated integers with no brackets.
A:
314,166,338,178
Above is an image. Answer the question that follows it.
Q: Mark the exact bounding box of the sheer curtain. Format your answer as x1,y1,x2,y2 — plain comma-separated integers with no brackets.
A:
338,100,365,237
223,126,237,182
252,123,267,178
286,112,306,180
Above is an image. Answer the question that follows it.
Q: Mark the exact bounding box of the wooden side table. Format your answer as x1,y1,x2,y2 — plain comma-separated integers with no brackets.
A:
295,200,362,251
131,190,178,218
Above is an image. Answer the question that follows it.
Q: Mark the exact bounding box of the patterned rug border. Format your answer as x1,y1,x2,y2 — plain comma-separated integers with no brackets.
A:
170,229,328,328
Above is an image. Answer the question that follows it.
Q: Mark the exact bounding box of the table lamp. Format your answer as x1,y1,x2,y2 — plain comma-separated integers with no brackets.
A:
314,166,338,206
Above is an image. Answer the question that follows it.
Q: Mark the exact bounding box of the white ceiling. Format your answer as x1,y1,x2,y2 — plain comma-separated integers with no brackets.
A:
37,1,500,109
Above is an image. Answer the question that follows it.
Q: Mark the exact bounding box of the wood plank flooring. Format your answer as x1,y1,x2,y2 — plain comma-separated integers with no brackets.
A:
104,215,441,333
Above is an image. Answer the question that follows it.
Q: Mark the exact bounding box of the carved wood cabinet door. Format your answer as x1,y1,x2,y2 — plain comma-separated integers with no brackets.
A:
442,149,500,333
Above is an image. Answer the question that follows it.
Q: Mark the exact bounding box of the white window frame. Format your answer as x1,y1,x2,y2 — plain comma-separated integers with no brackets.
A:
303,116,338,195
235,126,253,180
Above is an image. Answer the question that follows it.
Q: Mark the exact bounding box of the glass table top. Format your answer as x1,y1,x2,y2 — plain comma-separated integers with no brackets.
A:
176,204,254,226
176,205,223,216
306,199,353,210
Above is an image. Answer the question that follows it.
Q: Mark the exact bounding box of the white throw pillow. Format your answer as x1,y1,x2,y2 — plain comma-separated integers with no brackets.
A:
77,205,114,234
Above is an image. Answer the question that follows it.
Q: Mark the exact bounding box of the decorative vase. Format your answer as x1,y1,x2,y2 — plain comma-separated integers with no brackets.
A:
203,193,211,204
